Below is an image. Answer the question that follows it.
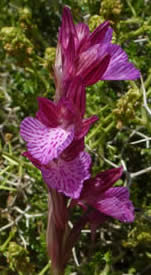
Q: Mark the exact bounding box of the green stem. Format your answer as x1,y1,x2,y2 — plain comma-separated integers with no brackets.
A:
129,80,138,89
119,17,142,25
99,263,110,275
104,121,115,133
147,87,151,97
38,262,51,275
126,0,137,17
124,25,151,40
0,165,11,176
102,113,113,125
0,228,16,252
0,186,16,191
145,73,151,89
98,105,109,115
86,124,105,143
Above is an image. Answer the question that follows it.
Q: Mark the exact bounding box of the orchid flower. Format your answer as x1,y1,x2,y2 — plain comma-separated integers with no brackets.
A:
54,7,140,101
20,95,96,198
77,166,134,225
63,167,134,264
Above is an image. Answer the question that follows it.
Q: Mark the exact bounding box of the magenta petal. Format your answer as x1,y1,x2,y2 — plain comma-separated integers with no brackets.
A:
94,187,134,223
36,97,59,127
84,54,111,86
103,187,130,201
76,23,90,42
81,167,123,201
61,138,84,161
20,117,74,165
79,115,99,139
42,151,91,199
90,21,110,45
78,168,134,223
77,44,108,74
66,77,86,117
63,33,76,77
76,44,111,86
93,166,123,192
75,23,90,53
59,7,77,50
103,27,113,43
101,44,140,80
23,151,42,169
95,195,134,222
57,97,80,126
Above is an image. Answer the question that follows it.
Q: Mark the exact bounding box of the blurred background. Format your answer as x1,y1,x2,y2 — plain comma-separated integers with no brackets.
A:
0,0,151,274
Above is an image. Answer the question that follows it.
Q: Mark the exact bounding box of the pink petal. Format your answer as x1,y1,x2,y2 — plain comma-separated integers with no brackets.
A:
62,33,76,77
66,77,86,117
76,44,110,86
96,196,134,222
20,117,74,165
57,97,80,127
76,43,107,74
23,151,42,169
80,166,123,202
41,151,91,198
79,115,98,139
75,23,90,53
101,44,140,80
103,187,130,201
76,23,90,42
90,21,110,45
59,7,77,50
93,166,123,192
103,27,113,43
83,54,111,86
61,138,84,161
36,97,59,127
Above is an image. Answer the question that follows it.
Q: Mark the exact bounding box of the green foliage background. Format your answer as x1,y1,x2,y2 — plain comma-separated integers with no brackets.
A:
0,0,151,274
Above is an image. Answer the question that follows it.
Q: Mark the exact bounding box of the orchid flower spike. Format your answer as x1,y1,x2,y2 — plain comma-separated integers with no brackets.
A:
54,6,140,101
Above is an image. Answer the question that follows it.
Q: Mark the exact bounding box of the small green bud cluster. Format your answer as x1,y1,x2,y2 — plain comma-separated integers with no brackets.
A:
113,88,141,129
6,241,35,273
88,15,104,32
0,26,34,65
100,0,123,21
